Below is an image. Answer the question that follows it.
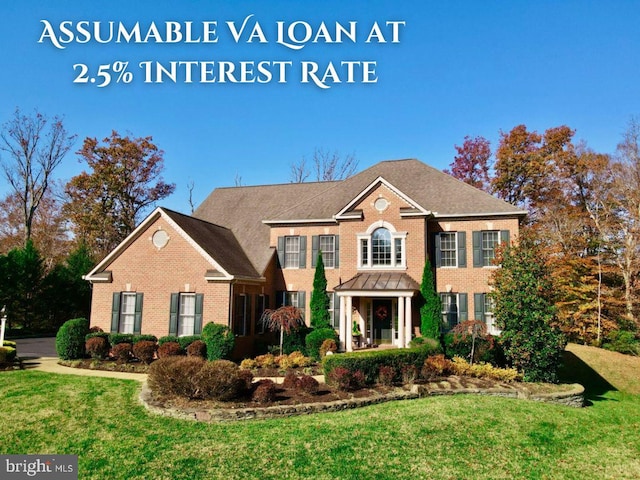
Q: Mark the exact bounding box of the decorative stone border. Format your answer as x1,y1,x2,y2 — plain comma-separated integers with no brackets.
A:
139,379,585,422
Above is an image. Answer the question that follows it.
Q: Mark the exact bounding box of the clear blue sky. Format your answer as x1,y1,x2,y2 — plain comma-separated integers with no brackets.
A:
1,0,639,213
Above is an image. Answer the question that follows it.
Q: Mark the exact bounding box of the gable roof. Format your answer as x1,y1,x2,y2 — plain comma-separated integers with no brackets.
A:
267,159,526,221
193,181,338,275
85,207,260,281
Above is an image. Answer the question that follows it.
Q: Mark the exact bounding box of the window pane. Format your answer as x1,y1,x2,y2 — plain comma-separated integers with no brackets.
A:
120,293,136,334
178,294,195,337
233,295,247,336
482,231,500,266
394,238,402,266
440,232,457,267
372,228,391,265
319,235,335,268
440,293,458,330
360,238,369,266
284,236,300,268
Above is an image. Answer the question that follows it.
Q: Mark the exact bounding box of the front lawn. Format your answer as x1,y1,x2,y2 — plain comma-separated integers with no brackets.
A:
1,346,639,480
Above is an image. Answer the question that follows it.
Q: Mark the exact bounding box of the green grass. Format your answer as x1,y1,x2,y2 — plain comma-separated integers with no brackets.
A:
1,347,639,479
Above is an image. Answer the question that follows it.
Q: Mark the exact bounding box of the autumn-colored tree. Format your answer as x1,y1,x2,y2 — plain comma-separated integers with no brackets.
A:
64,131,175,259
0,186,71,268
0,109,76,244
444,135,492,192
290,148,358,182
260,306,305,355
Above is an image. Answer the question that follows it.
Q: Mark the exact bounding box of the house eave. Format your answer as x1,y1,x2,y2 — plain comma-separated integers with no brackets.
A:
432,210,527,219
262,218,337,225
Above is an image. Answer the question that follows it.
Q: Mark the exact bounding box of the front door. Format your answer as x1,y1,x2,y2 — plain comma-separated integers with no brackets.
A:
372,299,393,344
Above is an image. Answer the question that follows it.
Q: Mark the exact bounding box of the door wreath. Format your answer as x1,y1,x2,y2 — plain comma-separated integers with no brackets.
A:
375,305,388,320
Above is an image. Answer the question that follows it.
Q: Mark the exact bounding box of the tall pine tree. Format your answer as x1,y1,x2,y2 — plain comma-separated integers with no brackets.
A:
420,258,441,339
310,252,331,328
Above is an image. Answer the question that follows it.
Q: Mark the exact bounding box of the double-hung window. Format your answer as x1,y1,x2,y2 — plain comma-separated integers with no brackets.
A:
178,293,196,337
111,292,143,334
472,230,510,267
277,235,307,269
439,292,468,331
169,293,203,337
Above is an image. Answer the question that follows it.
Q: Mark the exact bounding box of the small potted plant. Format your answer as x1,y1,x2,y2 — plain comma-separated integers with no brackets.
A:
352,321,362,348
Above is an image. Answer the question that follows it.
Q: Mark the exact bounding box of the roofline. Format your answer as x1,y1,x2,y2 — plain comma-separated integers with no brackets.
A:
262,218,337,225
85,207,234,281
335,290,417,297
432,211,527,219
336,176,432,218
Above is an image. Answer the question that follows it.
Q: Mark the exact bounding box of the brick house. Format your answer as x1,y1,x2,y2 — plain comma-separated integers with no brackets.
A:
85,159,526,357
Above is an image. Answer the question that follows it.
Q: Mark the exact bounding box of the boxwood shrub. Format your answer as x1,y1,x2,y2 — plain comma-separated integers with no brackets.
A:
201,323,235,361
176,335,201,350
108,333,135,346
306,327,339,360
132,334,158,344
56,318,90,360
0,346,17,364
323,340,442,385
158,335,179,346
2,340,17,349
85,332,109,342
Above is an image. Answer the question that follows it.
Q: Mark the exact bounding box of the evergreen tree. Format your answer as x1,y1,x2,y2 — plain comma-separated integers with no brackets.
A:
310,252,331,328
420,258,441,339
491,233,566,382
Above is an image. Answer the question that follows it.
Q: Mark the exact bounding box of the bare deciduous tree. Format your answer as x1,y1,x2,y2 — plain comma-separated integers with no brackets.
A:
0,109,76,244
290,148,358,182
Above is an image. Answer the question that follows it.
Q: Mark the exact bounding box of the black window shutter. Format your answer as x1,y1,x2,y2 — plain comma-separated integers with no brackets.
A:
457,232,467,268
311,235,319,267
169,293,179,336
474,293,484,322
245,295,252,336
334,235,340,267
501,230,510,246
298,291,306,319
276,290,284,307
434,233,442,267
194,293,204,334
299,236,307,268
459,293,468,321
133,293,144,335
111,292,121,333
472,231,482,268
277,236,285,268
332,292,339,328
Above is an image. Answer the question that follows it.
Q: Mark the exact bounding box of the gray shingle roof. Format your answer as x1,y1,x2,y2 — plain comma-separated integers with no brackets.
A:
161,208,260,278
193,159,526,275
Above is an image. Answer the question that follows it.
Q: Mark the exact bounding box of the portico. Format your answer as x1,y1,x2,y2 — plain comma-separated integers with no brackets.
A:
334,272,420,352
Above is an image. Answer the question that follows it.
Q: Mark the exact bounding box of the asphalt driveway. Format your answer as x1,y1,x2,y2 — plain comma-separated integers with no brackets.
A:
13,337,57,358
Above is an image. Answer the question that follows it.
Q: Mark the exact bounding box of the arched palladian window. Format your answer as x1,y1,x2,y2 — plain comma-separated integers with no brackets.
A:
358,221,407,269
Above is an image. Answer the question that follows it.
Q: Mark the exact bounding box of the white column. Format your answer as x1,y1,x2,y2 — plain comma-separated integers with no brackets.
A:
346,296,353,352
339,296,346,351
397,296,405,348
405,296,412,347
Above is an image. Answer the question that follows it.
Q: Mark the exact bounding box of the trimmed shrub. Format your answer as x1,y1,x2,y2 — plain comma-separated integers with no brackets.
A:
108,333,135,347
443,333,504,366
282,371,299,389
401,365,418,385
319,339,338,359
327,367,365,391
85,336,110,359
252,379,277,403
451,356,520,382
255,353,276,368
157,341,183,358
237,369,254,391
85,332,109,342
186,340,207,358
194,360,248,401
56,318,90,360
378,365,396,386
132,334,158,345
177,335,202,350
148,356,205,399
2,340,17,349
323,342,442,385
240,358,258,370
111,343,133,363
201,323,235,361
297,374,320,395
158,335,179,346
0,347,17,364
88,326,104,333
422,354,454,379
132,340,157,364
306,328,339,360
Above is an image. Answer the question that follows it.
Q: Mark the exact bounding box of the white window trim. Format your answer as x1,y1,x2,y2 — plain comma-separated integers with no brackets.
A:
482,230,503,269
440,232,458,269
178,293,196,337
284,236,301,270
357,221,407,270
120,292,136,334
319,235,336,269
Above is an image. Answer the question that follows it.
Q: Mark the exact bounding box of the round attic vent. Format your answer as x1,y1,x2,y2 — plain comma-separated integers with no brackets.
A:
152,229,169,249
374,197,389,212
